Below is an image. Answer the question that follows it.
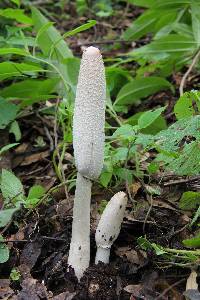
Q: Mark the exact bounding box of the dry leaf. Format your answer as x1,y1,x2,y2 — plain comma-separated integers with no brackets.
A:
186,270,198,291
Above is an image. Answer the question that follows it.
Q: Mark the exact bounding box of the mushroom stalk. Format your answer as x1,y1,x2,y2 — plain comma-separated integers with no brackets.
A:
95,192,127,264
68,46,106,280
68,172,92,279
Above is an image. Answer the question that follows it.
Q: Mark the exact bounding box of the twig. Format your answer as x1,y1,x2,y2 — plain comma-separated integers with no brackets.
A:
54,98,69,200
124,143,136,206
143,194,153,233
163,175,200,186
44,126,54,151
155,278,185,300
179,48,200,96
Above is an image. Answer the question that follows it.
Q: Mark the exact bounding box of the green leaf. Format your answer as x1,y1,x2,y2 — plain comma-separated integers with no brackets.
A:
25,185,45,208
131,34,197,60
0,98,19,129
62,20,96,38
174,92,196,120
0,143,19,156
123,10,158,41
126,111,167,134
0,62,43,81
0,78,58,102
127,0,157,8
191,3,200,46
27,185,45,200
1,169,24,203
31,7,74,95
113,147,128,162
138,107,166,129
115,77,173,106
0,9,32,25
100,172,112,187
0,48,29,56
112,124,135,140
152,243,167,255
179,191,200,210
167,142,200,175
183,234,200,248
9,121,21,141
11,0,20,7
0,208,19,228
31,7,72,59
0,235,9,263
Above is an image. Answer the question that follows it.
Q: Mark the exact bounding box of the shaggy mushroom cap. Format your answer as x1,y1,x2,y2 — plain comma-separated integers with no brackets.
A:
73,46,106,180
95,191,127,252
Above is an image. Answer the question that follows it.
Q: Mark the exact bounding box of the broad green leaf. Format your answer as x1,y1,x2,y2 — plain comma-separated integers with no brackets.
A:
31,7,72,59
167,142,200,175
0,78,58,102
191,3,200,46
25,185,45,208
112,124,135,140
153,0,193,9
127,0,157,7
183,234,200,248
113,147,128,162
0,98,19,129
131,34,197,60
0,235,9,263
1,169,24,203
0,9,32,24
174,93,195,120
0,48,29,56
138,107,166,129
179,191,200,210
0,62,43,81
27,185,45,200
155,116,200,152
0,143,19,156
100,172,112,187
126,111,167,134
115,77,173,106
9,121,21,141
0,208,19,228
31,7,74,95
11,0,20,7
123,10,158,41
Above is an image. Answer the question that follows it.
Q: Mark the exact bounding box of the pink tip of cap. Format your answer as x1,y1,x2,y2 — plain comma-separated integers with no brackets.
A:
85,46,100,57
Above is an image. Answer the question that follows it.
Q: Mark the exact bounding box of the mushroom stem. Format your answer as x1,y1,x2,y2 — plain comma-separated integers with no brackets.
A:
95,247,110,264
68,172,92,280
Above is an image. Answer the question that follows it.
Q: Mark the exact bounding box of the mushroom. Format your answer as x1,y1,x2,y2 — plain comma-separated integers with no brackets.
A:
68,46,106,280
95,192,127,264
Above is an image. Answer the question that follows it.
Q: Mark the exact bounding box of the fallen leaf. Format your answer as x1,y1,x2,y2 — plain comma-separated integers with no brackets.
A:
0,279,14,299
186,270,198,291
124,284,142,295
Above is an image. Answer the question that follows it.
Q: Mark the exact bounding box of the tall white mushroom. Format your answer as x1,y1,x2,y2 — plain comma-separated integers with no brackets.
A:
95,192,127,264
68,46,106,280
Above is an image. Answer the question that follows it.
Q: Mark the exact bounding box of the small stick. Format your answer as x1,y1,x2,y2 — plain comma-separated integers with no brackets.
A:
179,49,200,96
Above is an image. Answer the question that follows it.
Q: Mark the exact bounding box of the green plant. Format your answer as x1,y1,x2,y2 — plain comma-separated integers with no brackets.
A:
124,1,200,78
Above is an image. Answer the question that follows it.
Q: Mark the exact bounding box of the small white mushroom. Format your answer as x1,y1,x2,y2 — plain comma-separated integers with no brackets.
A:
95,191,127,264
68,46,106,280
